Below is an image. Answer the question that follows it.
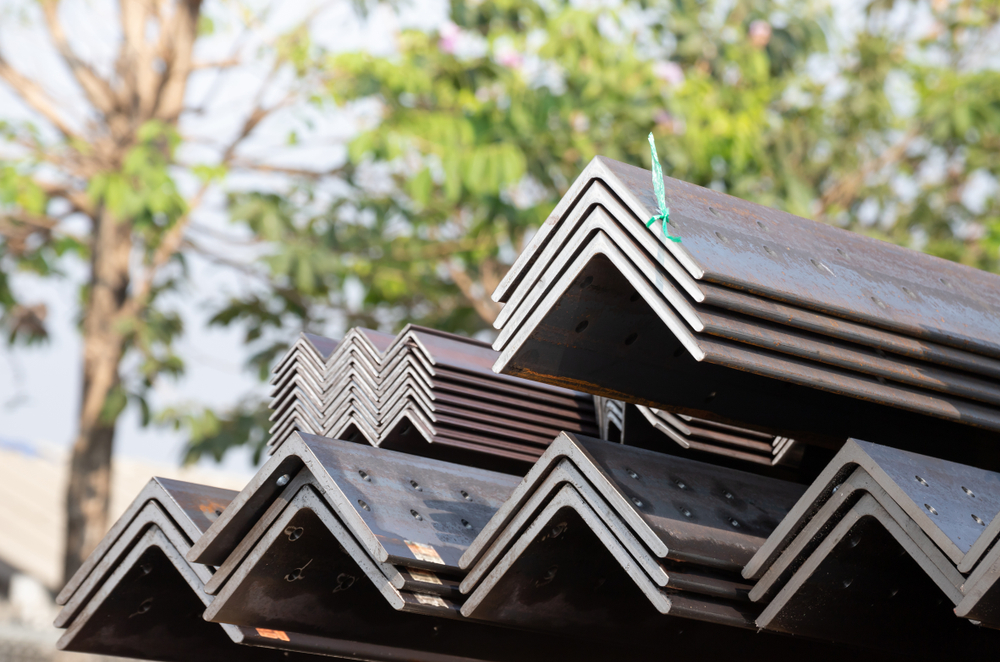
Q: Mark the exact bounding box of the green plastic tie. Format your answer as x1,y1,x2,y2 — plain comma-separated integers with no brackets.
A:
646,133,681,243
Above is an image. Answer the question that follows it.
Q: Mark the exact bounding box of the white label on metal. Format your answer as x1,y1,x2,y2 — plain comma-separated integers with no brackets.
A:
408,568,442,585
404,540,445,564
414,593,447,607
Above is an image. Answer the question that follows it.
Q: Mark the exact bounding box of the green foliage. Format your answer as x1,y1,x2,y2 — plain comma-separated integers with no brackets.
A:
161,400,272,465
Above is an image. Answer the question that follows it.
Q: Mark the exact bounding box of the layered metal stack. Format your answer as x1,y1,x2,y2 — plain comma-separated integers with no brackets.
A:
487,156,1000,465
268,325,598,468
744,440,1000,648
594,396,799,468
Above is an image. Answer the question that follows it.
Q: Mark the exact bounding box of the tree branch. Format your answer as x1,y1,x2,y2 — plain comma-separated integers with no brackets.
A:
447,262,500,324
39,1,118,118
0,54,80,140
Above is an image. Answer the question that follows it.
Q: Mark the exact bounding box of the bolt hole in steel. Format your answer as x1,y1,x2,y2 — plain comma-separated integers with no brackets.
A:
140,564,153,576
462,519,473,530
550,522,568,538
358,499,371,511
284,526,304,542
332,573,356,593
679,506,693,518
715,231,728,243
214,509,223,517
849,534,862,548
536,566,559,588
575,319,589,333
276,474,290,487
756,220,767,231
963,486,976,498
842,578,853,589
889,588,899,597
728,518,740,528
940,277,953,288
973,514,987,526
871,296,886,309
631,497,644,508
581,276,594,289
901,286,917,299
358,470,371,482
461,490,472,501
832,485,840,494
411,509,424,522
763,245,776,256
676,480,687,490
410,479,422,492
836,248,847,258
723,491,734,500
709,207,721,217
810,258,831,274
915,476,929,487
624,332,638,346
626,468,639,480
285,568,303,582
925,504,939,516
132,598,154,617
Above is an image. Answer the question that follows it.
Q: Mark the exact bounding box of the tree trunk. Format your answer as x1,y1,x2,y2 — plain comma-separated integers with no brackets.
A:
63,209,132,583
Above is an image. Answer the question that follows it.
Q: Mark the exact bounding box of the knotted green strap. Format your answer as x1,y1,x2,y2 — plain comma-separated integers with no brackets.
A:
646,133,681,243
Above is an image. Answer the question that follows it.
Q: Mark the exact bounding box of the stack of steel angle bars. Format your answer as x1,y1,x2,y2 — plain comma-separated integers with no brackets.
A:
51,477,363,661
454,431,853,659
488,155,1000,456
743,439,1000,654
595,396,797,467
269,325,598,468
183,432,655,661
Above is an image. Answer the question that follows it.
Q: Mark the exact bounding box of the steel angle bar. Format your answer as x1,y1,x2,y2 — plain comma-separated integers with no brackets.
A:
204,485,464,619
748,467,965,605
204,485,637,662
755,495,1000,654
196,433,520,571
495,244,1000,451
519,156,1000,358
58,527,316,662
270,333,338,380
461,432,803,574
497,179,1000,385
955,537,1000,627
497,225,1000,429
205,474,459,599
55,501,210,628
432,390,598,432
377,429,540,473
434,403,597,438
460,484,759,634
493,185,1000,391
57,477,234,605
744,439,1000,580
432,366,595,409
676,412,776,440
460,458,754,604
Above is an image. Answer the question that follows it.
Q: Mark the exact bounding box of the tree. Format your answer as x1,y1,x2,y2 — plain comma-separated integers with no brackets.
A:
0,0,329,582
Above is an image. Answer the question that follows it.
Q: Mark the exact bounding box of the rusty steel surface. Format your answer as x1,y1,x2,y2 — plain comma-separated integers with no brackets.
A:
461,432,805,574
194,433,520,571
748,468,964,605
57,477,235,606
495,177,1000,381
494,228,1000,432
744,439,1000,580
203,484,654,662
498,155,1000,358
755,495,1000,655
493,247,1000,456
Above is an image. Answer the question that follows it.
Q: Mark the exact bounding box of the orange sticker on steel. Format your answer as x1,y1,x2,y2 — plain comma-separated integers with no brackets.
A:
404,540,445,564
256,628,290,642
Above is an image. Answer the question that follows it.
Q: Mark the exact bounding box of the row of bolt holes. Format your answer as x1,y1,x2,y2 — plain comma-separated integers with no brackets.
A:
709,208,953,307
355,470,474,530
625,467,741,529
914,475,988,526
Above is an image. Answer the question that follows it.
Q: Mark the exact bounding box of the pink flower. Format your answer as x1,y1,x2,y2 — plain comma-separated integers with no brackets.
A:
439,22,461,54
749,20,772,49
497,49,523,69
653,61,685,86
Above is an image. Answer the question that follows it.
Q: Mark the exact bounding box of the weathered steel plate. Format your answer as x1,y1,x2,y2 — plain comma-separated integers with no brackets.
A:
744,439,1000,579
756,495,1000,653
